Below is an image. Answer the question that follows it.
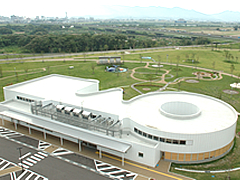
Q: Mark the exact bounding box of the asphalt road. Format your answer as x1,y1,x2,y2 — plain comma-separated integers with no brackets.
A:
0,137,111,180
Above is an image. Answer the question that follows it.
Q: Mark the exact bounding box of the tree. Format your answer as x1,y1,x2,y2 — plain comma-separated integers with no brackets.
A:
147,74,154,85
212,61,216,70
91,63,96,74
15,72,18,82
121,51,125,63
0,27,13,34
41,51,44,63
197,71,201,80
83,53,86,62
178,81,181,91
233,25,239,31
224,50,229,60
157,55,161,72
230,64,235,77
46,65,50,74
104,44,108,52
24,66,29,78
0,66,2,78
176,56,180,77
238,73,240,83
191,53,195,61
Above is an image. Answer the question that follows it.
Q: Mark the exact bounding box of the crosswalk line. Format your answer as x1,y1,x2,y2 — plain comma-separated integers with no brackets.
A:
26,158,37,164
34,174,41,180
15,170,28,180
18,163,29,169
19,152,31,160
0,160,5,165
0,162,11,170
38,152,48,157
34,154,45,159
30,156,41,161
22,160,33,167
25,171,34,180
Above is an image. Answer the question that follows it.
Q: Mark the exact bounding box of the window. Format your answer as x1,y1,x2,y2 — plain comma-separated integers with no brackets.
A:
133,127,188,146
134,128,138,133
148,134,152,139
173,140,179,144
180,140,186,145
160,138,165,142
138,130,142,135
166,139,172,143
16,96,34,103
138,152,144,158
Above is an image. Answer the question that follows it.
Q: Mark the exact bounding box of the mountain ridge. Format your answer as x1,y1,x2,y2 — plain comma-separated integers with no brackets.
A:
92,5,240,22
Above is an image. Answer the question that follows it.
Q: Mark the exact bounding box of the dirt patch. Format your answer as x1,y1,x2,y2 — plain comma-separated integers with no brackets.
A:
185,79,199,83
223,89,239,95
142,88,151,91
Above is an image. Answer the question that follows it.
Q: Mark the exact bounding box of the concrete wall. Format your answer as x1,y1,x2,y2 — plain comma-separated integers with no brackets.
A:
124,141,159,167
127,117,236,155
4,88,44,102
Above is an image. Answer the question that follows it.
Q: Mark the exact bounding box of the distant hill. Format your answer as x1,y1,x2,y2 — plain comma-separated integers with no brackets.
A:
94,5,240,22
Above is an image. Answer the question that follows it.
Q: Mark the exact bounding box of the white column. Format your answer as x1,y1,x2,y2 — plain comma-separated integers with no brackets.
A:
78,140,82,152
99,147,102,158
14,122,17,130
122,153,124,166
60,137,63,146
28,125,31,134
43,130,46,139
1,115,4,126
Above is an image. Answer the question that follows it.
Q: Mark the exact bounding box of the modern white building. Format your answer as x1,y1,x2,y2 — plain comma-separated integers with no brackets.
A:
0,74,238,167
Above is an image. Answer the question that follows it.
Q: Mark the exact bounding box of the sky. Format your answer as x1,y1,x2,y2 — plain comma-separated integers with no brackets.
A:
1,0,239,18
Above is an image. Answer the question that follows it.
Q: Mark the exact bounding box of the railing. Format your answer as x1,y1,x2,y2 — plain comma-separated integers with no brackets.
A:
31,102,122,137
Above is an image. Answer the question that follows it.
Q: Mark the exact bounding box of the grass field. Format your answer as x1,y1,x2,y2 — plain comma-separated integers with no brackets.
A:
1,47,240,179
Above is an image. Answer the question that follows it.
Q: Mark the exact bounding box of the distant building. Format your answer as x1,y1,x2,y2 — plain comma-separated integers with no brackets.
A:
98,56,122,64
175,18,187,24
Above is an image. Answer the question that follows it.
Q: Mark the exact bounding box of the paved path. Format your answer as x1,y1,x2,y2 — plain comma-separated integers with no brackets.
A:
128,60,227,94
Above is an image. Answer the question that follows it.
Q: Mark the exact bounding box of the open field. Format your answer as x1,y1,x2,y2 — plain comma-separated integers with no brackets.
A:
1,47,240,179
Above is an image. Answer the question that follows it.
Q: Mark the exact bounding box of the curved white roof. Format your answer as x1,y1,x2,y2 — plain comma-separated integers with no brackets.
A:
123,91,238,134
4,74,238,135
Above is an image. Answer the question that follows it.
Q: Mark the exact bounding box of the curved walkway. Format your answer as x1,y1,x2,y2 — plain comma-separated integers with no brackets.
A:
129,61,225,94
175,167,240,174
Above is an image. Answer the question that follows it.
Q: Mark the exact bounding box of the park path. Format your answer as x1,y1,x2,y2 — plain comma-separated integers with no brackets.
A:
128,60,226,94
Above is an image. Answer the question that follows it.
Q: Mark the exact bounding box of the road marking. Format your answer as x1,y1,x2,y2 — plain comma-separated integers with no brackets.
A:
16,170,28,180
94,160,137,179
34,175,41,180
18,163,29,169
0,162,11,170
19,152,31,160
34,154,44,159
26,158,37,164
96,152,182,180
22,160,33,167
0,160,5,165
38,152,48,157
25,171,34,180
30,156,41,161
